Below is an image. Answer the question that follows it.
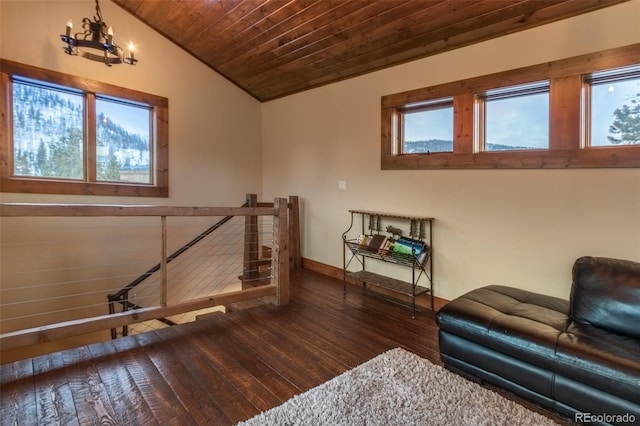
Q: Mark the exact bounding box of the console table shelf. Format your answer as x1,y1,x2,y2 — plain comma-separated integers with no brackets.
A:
344,241,430,267
347,271,431,297
342,210,434,318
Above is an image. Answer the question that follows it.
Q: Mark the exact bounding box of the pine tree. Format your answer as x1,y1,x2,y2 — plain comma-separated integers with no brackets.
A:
36,140,47,175
41,128,83,179
607,93,640,145
14,150,30,175
98,156,121,181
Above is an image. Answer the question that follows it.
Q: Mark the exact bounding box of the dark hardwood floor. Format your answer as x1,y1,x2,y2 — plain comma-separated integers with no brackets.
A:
1,269,572,425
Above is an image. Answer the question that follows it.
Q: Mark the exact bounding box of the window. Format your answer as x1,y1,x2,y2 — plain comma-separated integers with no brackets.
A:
399,98,453,154
96,96,152,183
477,82,549,152
12,78,85,180
381,44,640,169
1,59,168,196
585,65,640,147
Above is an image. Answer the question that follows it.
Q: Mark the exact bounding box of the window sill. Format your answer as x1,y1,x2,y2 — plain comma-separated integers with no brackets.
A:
0,178,168,197
381,146,640,170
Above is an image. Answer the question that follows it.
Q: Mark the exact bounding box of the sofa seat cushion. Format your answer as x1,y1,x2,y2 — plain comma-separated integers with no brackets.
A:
436,285,570,370
555,321,640,403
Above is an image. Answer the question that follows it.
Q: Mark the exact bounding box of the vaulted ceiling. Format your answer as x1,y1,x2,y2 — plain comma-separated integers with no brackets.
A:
113,0,629,102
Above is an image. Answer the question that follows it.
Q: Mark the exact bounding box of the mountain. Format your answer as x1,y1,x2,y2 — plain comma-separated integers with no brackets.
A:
404,139,452,153
12,82,150,180
404,140,532,153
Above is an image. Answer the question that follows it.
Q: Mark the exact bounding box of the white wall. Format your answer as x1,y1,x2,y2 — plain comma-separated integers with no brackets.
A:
261,1,640,301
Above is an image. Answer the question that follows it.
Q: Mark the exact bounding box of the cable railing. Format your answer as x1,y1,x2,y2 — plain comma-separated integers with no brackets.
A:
106,193,300,339
107,207,243,338
0,195,293,362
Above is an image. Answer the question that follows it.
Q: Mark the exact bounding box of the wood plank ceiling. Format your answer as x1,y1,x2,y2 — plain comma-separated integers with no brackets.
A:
113,0,629,102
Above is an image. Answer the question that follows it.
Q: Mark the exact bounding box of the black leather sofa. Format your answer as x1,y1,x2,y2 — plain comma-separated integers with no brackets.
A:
436,256,640,425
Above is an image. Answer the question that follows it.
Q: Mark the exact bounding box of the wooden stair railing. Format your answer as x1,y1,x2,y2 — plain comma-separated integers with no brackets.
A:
107,207,244,338
0,200,290,358
108,193,301,338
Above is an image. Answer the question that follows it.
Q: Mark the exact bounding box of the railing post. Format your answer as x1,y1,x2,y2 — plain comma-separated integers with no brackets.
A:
161,215,168,306
108,296,117,339
122,292,129,337
288,195,302,270
243,193,259,286
273,197,290,305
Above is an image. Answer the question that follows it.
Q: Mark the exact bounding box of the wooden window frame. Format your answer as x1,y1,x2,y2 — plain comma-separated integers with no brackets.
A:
381,44,640,169
0,59,169,197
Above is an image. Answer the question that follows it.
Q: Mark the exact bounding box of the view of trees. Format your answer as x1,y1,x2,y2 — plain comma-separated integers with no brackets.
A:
608,93,640,145
39,128,83,179
12,82,150,182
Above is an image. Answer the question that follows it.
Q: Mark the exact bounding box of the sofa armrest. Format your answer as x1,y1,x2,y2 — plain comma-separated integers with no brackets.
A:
570,256,640,339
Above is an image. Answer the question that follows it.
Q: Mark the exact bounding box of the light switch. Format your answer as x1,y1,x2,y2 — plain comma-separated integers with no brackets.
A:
338,180,347,191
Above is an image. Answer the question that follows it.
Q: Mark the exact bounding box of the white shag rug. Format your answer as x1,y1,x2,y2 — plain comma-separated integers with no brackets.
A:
238,348,559,426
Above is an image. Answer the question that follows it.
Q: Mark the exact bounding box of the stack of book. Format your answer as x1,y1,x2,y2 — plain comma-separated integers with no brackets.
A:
356,234,429,263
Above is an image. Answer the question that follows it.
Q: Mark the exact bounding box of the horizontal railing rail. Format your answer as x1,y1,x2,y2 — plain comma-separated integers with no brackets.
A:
0,204,276,217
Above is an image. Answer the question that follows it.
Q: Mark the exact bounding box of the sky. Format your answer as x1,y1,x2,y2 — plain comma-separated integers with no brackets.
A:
404,107,453,142
485,93,548,149
591,79,639,146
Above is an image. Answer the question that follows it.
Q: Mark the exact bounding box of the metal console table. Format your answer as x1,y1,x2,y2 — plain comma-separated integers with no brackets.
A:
342,210,434,318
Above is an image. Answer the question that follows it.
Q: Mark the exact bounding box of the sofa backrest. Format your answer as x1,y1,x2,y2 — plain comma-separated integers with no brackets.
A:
570,256,640,339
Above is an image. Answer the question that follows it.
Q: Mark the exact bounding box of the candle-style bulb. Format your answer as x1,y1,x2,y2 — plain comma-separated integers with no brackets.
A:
66,19,73,37
128,43,135,61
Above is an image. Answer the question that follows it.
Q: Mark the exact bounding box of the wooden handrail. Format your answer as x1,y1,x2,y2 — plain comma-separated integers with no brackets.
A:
0,203,277,217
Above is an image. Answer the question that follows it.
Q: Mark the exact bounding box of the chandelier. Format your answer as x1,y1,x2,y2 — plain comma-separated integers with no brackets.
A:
60,0,137,66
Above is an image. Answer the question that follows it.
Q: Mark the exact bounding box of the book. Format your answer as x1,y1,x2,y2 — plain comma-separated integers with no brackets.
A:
397,236,425,247
417,249,429,265
392,243,414,255
367,234,388,251
394,237,425,252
